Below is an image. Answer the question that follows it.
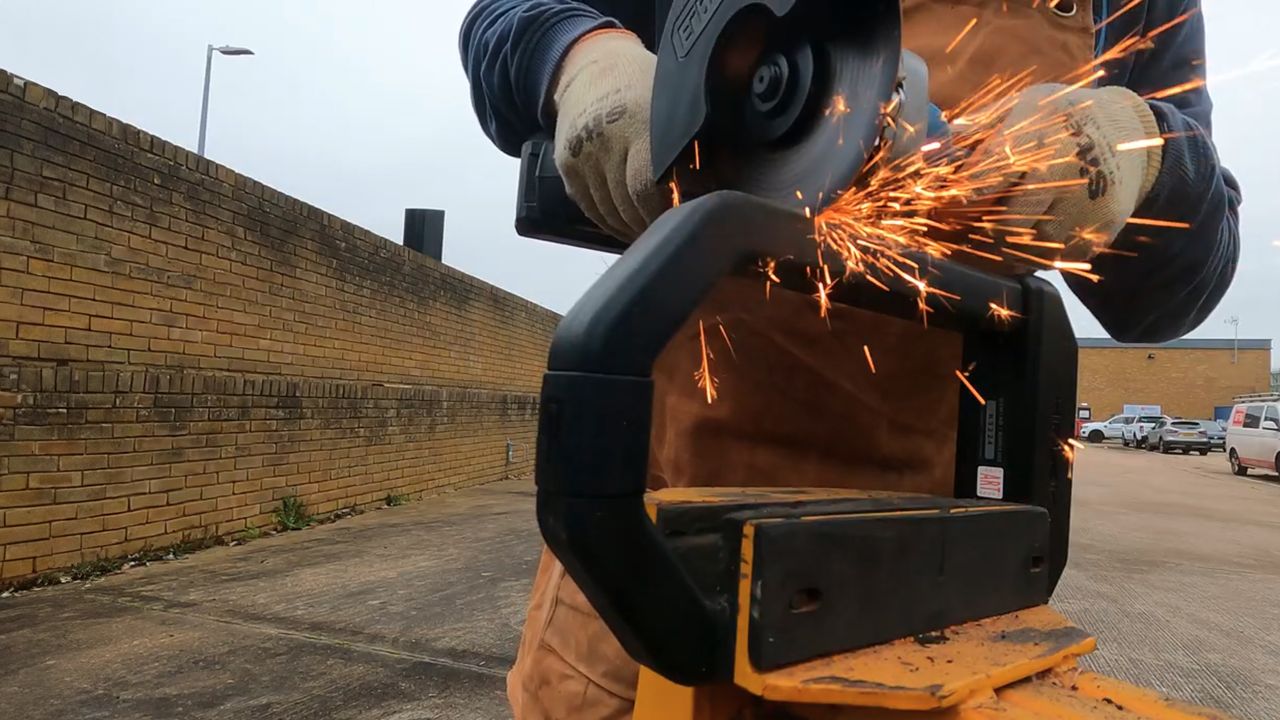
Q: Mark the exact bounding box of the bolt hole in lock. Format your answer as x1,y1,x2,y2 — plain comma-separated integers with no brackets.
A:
789,587,823,614
1030,555,1046,572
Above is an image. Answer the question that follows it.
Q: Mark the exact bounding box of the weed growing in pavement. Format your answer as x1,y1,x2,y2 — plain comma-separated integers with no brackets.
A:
273,495,313,531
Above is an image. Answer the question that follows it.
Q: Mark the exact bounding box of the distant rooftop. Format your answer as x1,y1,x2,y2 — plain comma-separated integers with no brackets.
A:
1078,338,1272,350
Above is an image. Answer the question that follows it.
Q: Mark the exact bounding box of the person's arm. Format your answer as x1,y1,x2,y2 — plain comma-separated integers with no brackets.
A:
459,0,619,156
1065,1,1241,343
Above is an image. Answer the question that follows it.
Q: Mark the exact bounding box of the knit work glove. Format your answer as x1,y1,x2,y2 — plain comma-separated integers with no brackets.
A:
965,84,1163,265
553,30,666,241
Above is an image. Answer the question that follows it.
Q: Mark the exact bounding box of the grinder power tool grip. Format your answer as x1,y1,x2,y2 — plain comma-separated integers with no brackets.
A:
518,0,1078,690
516,0,929,253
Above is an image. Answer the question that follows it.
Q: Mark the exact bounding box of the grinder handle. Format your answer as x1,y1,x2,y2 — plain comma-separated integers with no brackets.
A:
515,138,630,254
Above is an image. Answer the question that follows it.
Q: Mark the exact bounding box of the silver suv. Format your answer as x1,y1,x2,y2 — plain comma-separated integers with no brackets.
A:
1122,415,1169,449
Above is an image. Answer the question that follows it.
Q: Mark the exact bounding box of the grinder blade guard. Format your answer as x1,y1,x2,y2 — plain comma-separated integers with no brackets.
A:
650,0,902,209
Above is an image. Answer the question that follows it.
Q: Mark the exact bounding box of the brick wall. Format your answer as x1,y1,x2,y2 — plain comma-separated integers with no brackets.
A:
0,70,558,581
1078,347,1272,420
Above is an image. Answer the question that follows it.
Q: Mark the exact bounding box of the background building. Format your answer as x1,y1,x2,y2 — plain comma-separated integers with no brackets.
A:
1077,338,1273,421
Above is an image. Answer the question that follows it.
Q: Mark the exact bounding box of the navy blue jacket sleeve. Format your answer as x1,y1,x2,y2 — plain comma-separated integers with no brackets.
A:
459,0,619,156
1068,0,1241,342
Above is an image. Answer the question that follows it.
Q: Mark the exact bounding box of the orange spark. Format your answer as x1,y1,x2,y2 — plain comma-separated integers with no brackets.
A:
1007,177,1091,192
1095,0,1143,30
669,179,681,207
1116,137,1165,151
1037,70,1106,105
826,94,850,119
987,301,1021,324
945,18,978,54
1126,217,1191,229
694,320,717,405
717,320,736,359
1052,260,1093,271
956,370,986,405
863,345,876,374
693,140,701,170
864,274,891,292
760,258,781,299
1143,78,1206,100
814,278,833,319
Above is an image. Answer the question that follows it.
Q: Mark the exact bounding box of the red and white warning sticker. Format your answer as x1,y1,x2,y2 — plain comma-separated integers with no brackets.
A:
976,466,1005,499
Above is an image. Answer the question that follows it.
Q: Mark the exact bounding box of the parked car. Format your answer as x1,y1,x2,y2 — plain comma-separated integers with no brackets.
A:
1080,414,1135,443
1146,419,1211,455
1122,415,1168,448
1225,398,1280,476
1201,420,1226,451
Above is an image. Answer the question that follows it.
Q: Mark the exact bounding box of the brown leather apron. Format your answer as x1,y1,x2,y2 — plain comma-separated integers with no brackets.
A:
509,3,1097,718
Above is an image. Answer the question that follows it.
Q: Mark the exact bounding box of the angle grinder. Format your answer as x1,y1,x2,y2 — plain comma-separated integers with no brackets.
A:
515,0,928,251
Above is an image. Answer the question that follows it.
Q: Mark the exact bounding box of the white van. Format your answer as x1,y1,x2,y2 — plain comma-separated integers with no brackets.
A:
1225,396,1280,476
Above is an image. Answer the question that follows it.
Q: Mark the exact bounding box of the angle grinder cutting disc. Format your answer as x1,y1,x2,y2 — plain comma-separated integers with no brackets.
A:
650,0,903,212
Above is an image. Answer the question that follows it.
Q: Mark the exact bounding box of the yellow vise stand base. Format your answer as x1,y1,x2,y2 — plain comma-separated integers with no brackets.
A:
633,606,1232,720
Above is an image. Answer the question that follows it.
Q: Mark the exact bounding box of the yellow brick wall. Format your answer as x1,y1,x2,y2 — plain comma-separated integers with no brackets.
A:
0,70,558,582
1077,346,1271,420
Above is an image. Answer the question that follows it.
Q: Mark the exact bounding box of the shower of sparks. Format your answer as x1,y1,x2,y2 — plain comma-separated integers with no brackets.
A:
955,370,986,405
805,10,1204,330
695,320,717,405
683,9,1266,402
863,345,877,374
945,18,978,54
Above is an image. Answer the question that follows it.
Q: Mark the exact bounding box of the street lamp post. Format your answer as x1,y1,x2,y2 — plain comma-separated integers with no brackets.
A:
1225,315,1240,364
197,44,255,156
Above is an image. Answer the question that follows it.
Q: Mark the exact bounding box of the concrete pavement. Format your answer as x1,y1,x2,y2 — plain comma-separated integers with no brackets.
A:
0,481,541,720
1,446,1277,719
1054,444,1280,719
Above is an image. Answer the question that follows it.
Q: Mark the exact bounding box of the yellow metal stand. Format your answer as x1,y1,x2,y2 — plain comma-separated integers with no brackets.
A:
628,488,1232,720
634,606,1231,719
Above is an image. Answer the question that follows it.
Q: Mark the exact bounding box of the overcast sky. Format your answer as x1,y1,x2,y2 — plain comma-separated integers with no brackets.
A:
2,1,1276,365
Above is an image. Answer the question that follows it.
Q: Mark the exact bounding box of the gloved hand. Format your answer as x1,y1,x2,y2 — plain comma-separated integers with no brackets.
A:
552,30,666,241
962,84,1163,265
